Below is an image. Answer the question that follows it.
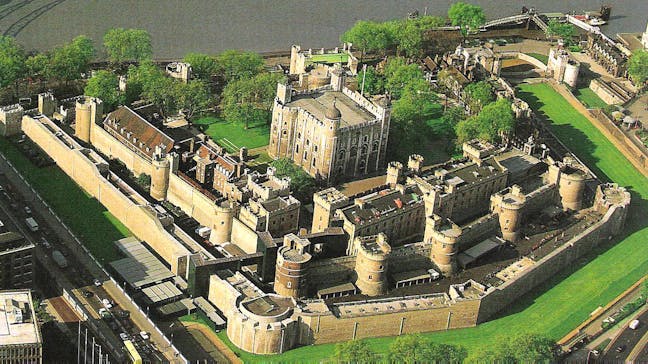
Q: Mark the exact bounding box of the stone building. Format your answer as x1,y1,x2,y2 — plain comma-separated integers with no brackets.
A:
0,290,42,363
0,104,24,136
0,232,34,290
547,47,580,87
642,21,648,49
268,65,391,183
586,33,627,77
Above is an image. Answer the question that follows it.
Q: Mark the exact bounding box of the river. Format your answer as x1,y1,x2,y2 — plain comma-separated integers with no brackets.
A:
1,0,646,58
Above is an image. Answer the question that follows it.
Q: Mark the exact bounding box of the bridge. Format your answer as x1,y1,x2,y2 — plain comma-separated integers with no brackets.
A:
482,12,548,32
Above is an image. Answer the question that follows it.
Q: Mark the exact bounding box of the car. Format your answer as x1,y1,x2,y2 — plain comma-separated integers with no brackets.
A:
24,206,31,214
116,310,130,319
40,237,51,249
139,331,149,340
119,333,129,341
102,298,113,309
630,319,640,329
616,345,626,353
93,279,102,287
82,290,93,298
98,308,111,319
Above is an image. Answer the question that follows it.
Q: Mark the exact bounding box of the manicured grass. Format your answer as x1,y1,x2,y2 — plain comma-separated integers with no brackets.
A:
0,137,129,263
228,83,648,363
194,117,269,153
526,52,549,65
573,86,608,109
308,53,349,64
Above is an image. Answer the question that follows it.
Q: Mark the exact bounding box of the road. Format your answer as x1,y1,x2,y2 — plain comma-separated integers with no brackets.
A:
598,308,648,363
0,152,180,362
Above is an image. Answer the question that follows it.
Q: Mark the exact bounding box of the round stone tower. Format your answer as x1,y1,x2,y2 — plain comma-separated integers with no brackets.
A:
75,97,103,143
558,166,587,211
274,235,312,299
209,203,235,244
354,234,391,296
428,216,460,276
150,146,171,201
490,185,526,242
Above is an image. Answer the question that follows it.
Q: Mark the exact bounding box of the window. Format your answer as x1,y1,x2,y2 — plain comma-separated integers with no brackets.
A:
368,275,373,279
306,139,310,146
363,135,369,142
282,130,287,135
303,151,308,159
312,158,317,167
287,281,292,288
314,145,318,152
295,144,299,153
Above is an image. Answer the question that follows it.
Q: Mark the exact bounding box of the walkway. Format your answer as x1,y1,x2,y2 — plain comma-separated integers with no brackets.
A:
182,322,242,364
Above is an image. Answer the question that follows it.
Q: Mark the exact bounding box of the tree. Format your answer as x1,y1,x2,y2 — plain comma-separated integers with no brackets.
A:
84,70,123,111
270,158,316,202
390,21,424,58
464,81,495,113
341,20,391,59
388,335,430,363
546,19,576,43
332,339,377,364
627,49,648,86
448,2,486,38
175,80,211,119
183,52,218,80
413,15,446,30
384,57,428,99
215,50,264,82
476,334,557,363
48,35,95,81
359,66,384,96
220,72,284,128
455,98,514,143
103,28,152,63
25,54,49,79
136,173,151,188
0,36,26,87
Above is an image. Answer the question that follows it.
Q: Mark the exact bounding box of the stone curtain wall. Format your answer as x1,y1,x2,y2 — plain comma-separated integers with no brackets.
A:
478,202,628,321
21,116,191,273
91,124,153,177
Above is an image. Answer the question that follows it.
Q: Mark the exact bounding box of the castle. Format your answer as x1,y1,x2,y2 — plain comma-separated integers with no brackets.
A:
2,42,633,356
268,50,391,183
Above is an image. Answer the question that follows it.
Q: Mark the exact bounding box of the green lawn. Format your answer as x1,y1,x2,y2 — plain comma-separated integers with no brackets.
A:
194,117,269,153
228,82,648,363
573,86,608,109
0,137,129,263
308,53,349,64
526,52,549,65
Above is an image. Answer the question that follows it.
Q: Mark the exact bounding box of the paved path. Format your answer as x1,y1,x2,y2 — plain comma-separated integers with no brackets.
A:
47,296,80,323
182,322,241,364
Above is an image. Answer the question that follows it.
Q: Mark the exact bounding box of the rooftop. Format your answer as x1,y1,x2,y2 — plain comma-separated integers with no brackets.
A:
287,91,375,127
0,290,40,346
104,106,174,158
241,295,294,317
341,185,423,224
110,237,175,289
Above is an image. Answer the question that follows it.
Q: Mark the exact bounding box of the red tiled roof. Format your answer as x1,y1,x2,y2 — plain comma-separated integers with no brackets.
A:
104,106,173,158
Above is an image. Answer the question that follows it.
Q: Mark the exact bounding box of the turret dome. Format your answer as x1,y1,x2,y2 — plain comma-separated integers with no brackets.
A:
325,99,341,120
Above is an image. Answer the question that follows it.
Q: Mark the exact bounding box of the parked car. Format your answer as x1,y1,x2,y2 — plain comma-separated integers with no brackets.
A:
630,319,640,330
40,237,51,249
98,308,111,319
93,279,102,287
139,331,149,340
24,206,31,214
82,290,93,298
616,345,626,353
119,333,129,341
102,298,113,309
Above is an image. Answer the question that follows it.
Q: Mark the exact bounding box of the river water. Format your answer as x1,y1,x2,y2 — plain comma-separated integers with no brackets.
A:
1,0,646,58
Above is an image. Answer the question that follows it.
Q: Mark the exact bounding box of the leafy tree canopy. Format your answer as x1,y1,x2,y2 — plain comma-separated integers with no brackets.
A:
84,70,123,111
25,54,49,79
215,50,264,82
359,66,384,96
220,72,284,128
384,57,428,98
341,20,391,57
0,35,26,87
546,19,577,42
472,334,558,363
175,80,211,119
464,80,495,113
628,49,648,86
183,52,218,80
455,97,513,143
48,35,95,81
448,2,486,37
103,28,152,63
332,339,378,364
270,158,316,202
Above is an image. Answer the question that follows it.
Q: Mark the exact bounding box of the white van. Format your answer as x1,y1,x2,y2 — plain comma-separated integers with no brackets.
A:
629,319,640,330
